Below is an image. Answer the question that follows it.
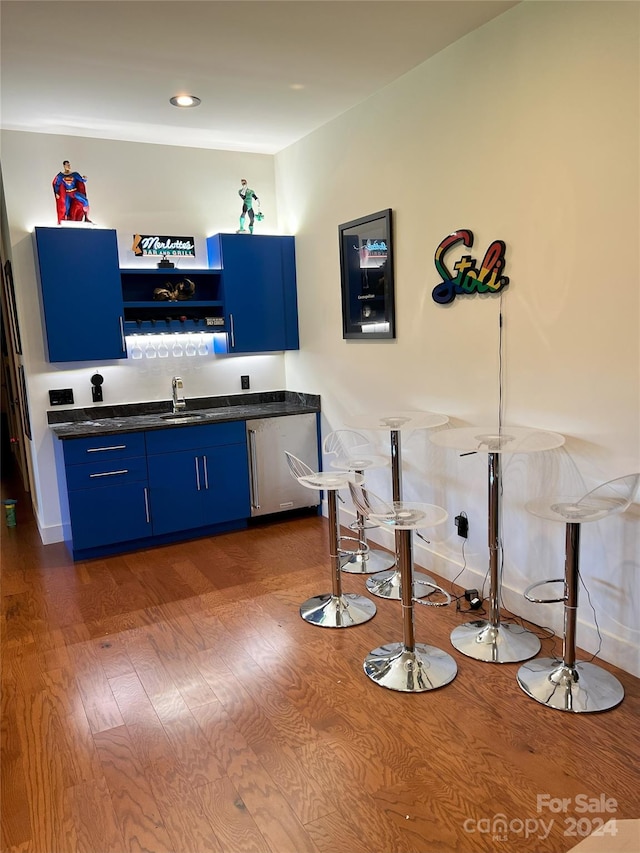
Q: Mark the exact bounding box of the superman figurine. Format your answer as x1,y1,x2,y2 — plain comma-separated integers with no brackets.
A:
52,160,91,223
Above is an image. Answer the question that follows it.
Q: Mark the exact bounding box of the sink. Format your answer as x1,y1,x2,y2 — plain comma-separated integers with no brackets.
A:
159,412,208,424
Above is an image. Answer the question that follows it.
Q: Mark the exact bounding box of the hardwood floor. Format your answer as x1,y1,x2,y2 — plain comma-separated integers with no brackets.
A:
2,465,640,853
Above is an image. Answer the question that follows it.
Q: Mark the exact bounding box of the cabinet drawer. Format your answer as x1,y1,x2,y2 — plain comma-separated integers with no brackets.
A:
63,432,146,465
65,456,148,491
145,421,245,455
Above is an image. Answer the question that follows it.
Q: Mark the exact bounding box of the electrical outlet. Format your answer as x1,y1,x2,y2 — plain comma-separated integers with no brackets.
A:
455,513,468,538
241,375,250,390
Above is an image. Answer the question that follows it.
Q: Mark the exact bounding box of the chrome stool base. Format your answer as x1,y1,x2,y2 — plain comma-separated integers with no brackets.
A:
364,642,458,692
341,548,396,575
516,658,624,713
365,567,436,600
300,593,377,628
450,620,541,663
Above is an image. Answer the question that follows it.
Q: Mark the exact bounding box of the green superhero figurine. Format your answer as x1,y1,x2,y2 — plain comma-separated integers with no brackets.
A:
237,178,262,234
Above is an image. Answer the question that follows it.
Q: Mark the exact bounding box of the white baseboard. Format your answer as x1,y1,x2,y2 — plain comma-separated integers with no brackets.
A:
35,511,65,545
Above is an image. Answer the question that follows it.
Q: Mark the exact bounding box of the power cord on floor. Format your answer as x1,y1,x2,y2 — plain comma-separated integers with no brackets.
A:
494,538,557,648
450,538,487,615
415,531,485,614
579,568,603,663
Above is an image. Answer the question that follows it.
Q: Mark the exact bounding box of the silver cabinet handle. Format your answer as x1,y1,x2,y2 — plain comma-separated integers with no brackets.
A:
248,429,260,510
87,445,126,453
119,315,126,352
143,487,151,524
202,455,209,490
89,469,128,478
195,456,201,491
229,313,235,349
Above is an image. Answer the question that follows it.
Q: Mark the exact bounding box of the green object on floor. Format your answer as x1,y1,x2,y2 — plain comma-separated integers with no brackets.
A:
3,499,17,527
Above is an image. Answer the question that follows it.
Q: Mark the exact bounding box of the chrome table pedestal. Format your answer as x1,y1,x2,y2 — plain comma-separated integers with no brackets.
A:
431,427,565,663
348,413,449,600
449,449,542,663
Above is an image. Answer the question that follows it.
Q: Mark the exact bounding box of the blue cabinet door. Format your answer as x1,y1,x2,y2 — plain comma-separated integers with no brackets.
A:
207,234,299,353
68,482,151,551
200,444,250,525
34,227,126,362
147,445,250,535
147,450,204,535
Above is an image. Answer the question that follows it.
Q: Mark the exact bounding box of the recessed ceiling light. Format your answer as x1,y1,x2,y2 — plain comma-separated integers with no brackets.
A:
170,95,201,108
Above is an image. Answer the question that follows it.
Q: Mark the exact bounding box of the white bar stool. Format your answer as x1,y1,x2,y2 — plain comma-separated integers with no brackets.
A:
323,429,396,575
517,473,640,712
284,452,377,628
349,481,457,692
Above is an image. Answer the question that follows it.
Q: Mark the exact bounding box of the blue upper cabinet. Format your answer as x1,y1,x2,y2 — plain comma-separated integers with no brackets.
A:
34,227,126,363
207,234,299,353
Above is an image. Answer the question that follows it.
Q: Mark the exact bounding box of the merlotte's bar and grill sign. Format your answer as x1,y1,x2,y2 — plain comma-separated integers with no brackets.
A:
132,234,195,257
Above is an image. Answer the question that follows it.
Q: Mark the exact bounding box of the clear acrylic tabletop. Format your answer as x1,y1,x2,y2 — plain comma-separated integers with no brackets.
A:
347,411,449,432
429,426,565,454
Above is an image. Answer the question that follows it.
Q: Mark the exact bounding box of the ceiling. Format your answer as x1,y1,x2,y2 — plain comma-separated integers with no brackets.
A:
0,1,518,155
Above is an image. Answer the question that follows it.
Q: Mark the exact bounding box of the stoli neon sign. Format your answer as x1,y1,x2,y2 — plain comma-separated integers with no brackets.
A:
432,229,509,305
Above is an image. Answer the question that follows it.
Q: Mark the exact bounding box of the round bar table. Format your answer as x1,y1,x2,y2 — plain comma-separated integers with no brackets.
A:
347,411,449,600
430,426,565,663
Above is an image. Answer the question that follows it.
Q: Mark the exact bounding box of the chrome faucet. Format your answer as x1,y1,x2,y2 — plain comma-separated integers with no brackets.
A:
171,376,186,413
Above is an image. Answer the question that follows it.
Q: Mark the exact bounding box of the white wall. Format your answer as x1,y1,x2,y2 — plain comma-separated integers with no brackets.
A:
277,1,640,675
0,133,286,542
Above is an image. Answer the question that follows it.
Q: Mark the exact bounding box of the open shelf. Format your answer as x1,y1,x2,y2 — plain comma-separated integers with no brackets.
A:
121,269,225,334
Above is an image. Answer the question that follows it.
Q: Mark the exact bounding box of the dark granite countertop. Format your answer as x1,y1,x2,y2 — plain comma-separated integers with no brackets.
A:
48,391,320,439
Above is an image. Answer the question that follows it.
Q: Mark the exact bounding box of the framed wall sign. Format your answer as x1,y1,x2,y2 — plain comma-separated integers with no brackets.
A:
339,208,395,339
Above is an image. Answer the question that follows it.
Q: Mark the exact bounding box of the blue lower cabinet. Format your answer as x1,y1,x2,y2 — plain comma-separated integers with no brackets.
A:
146,428,250,536
147,446,250,535
59,422,251,557
61,432,150,555
68,480,151,552
147,450,207,535
200,444,251,525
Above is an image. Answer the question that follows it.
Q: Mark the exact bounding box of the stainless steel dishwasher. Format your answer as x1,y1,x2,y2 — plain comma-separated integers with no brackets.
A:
245,413,320,517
